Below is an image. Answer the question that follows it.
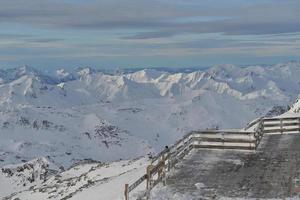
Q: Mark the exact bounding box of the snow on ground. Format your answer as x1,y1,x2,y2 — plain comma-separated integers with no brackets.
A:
1,63,300,169
0,158,50,197
3,157,150,200
1,62,300,199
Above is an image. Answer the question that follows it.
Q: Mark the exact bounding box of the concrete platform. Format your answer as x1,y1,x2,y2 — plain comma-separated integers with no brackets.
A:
158,134,300,199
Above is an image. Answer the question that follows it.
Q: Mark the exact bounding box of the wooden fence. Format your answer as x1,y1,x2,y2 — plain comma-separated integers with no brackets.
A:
124,130,258,200
124,116,300,200
262,117,300,134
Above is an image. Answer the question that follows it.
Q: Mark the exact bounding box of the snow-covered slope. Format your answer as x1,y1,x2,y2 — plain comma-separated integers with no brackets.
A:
288,96,300,113
1,62,300,167
0,157,50,198
1,157,149,200
1,62,300,199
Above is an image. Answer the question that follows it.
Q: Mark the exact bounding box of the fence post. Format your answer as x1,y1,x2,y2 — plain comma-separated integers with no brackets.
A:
146,165,153,200
261,119,264,135
162,154,166,186
146,165,153,190
124,184,129,200
222,132,225,149
167,154,171,172
255,133,259,149
280,119,283,134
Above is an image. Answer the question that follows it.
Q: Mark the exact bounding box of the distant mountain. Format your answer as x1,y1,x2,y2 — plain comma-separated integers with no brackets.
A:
0,62,300,170
1,62,300,199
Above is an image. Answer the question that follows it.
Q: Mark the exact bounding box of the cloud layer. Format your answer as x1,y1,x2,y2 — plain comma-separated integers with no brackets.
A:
0,0,300,68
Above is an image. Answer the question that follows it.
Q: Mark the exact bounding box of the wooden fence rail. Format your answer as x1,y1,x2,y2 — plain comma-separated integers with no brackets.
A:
124,116,300,200
262,116,300,134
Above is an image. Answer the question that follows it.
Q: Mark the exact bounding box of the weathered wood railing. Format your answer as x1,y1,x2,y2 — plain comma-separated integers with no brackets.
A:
243,116,300,138
124,116,300,200
124,130,257,200
244,117,263,131
191,130,257,150
124,131,195,200
262,117,300,134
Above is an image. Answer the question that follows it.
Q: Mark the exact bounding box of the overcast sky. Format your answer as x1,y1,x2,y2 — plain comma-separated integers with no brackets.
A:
0,0,300,69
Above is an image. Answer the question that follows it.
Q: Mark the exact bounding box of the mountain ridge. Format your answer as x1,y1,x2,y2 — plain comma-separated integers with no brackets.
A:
0,62,300,169
1,62,300,199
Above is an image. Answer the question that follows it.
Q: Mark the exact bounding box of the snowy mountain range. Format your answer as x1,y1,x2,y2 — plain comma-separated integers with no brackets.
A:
1,62,300,199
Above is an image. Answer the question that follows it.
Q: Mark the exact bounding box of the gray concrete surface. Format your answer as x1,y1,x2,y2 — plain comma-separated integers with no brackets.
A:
165,134,300,199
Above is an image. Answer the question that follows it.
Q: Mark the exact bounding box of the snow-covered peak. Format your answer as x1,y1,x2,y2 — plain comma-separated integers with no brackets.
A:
0,61,300,169
77,67,94,77
56,69,69,77
208,64,241,79
57,82,66,89
0,65,36,83
52,69,75,83
0,62,300,199
9,65,38,78
288,96,300,113
127,69,165,83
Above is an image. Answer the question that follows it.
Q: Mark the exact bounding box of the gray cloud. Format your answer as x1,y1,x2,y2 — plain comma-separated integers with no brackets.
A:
25,38,65,43
0,0,299,39
1,0,300,68
0,33,31,39
121,31,176,40
0,0,200,28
